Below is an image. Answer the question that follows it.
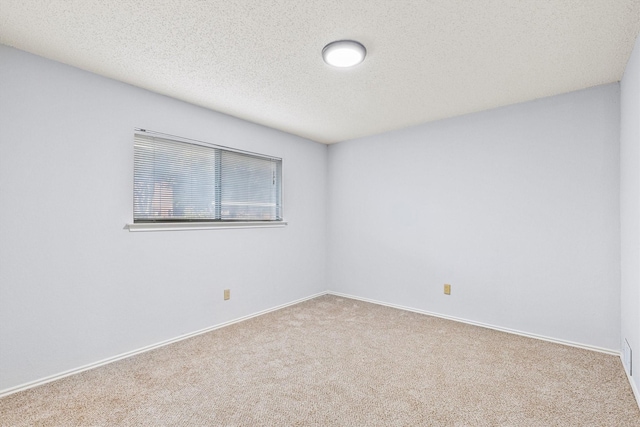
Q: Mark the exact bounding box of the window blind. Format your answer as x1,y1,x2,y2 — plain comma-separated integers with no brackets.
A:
133,132,282,222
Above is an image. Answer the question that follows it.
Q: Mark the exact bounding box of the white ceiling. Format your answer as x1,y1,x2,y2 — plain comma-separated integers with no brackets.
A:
1,1,639,144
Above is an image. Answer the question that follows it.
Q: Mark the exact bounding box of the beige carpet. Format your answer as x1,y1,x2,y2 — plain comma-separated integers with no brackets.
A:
1,295,638,426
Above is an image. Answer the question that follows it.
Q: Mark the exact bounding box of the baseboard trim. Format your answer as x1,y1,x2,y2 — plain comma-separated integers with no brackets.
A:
0,291,328,398
327,291,619,356
1,290,627,400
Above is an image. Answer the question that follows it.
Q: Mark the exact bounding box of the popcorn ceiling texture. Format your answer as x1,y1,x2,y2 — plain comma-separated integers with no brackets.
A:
0,1,638,144
0,295,638,426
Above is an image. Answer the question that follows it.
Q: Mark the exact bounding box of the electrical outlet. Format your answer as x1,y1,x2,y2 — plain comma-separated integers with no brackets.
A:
224,289,230,300
444,284,451,295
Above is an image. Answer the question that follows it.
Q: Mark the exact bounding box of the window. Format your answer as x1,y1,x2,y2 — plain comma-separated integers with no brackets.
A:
133,130,282,225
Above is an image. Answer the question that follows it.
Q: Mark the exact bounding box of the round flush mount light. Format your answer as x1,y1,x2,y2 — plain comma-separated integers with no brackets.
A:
322,40,366,68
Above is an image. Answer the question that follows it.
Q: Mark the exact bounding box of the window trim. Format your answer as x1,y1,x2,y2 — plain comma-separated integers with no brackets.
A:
127,129,286,231
125,220,288,232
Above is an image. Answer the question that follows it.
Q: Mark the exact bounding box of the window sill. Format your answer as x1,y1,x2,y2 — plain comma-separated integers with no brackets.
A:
125,221,288,232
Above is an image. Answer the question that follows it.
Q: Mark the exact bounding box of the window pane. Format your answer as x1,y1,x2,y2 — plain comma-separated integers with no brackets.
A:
220,151,281,221
134,135,217,221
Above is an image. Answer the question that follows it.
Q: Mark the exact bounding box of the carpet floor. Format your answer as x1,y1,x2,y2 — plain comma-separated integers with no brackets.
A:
1,295,638,426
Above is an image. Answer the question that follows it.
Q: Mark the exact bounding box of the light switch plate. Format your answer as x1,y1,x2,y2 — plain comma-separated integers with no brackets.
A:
623,339,632,376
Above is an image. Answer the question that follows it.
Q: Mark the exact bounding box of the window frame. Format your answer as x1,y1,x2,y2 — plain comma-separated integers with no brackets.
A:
126,129,286,232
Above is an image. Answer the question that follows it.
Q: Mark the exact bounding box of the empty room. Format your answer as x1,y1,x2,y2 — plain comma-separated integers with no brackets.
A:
1,1,640,425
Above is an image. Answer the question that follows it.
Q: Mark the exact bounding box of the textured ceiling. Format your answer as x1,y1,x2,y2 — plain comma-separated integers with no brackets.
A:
1,1,639,144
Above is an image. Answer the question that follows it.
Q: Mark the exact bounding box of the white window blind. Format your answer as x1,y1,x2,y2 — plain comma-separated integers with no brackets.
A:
134,131,282,223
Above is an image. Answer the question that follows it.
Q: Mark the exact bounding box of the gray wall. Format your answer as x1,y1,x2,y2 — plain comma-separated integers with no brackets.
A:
621,32,640,395
0,45,328,391
327,84,621,351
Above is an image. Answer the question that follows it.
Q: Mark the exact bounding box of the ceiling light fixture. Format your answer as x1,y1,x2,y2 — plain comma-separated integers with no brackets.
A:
322,40,366,68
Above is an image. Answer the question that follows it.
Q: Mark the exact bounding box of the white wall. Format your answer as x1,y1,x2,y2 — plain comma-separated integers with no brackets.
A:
621,32,640,394
0,45,328,392
0,40,631,395
327,84,621,351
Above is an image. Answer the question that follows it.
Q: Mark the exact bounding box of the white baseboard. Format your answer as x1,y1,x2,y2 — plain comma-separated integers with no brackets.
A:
0,291,328,398
327,291,619,356
2,289,632,407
